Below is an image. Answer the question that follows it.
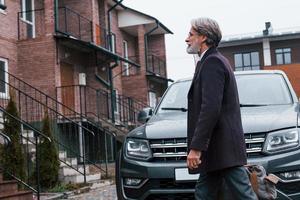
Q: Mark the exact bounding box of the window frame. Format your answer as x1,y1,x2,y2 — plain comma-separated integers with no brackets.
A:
0,0,6,11
123,40,129,76
21,0,36,38
275,48,291,65
234,51,260,71
0,58,9,99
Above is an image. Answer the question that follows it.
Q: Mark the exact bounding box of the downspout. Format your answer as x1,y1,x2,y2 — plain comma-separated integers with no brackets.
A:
144,20,159,72
107,0,123,124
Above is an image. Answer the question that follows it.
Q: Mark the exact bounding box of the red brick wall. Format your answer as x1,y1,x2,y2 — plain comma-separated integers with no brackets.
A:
0,0,20,75
218,43,263,69
17,36,57,97
263,64,300,97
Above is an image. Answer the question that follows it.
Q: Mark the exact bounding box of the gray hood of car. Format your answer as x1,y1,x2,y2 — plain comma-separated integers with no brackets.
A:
128,104,298,139
241,104,298,133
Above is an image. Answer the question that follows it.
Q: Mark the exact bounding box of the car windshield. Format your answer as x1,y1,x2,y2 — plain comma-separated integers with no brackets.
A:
236,74,292,105
157,73,292,114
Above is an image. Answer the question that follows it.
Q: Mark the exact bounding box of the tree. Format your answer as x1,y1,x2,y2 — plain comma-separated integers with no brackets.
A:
1,94,26,181
38,110,60,189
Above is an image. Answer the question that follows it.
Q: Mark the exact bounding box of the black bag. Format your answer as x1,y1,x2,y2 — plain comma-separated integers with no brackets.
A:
245,165,279,200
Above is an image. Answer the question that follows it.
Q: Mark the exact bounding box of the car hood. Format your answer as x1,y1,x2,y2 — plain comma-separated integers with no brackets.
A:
241,104,298,133
128,104,298,139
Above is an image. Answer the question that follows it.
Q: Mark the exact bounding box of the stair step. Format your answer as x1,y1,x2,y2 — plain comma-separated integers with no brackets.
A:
0,190,33,200
59,165,90,176
0,180,18,193
59,151,67,160
22,130,34,138
60,173,101,184
60,157,77,167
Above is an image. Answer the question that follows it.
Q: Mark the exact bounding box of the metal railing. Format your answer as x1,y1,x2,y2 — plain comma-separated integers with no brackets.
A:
18,9,45,40
56,7,93,42
147,54,167,77
119,56,141,76
0,107,51,200
56,85,148,129
0,69,116,177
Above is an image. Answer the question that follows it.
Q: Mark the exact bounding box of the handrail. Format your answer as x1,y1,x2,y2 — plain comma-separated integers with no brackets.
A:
0,69,116,137
0,167,38,194
0,81,95,137
0,131,11,143
0,107,51,142
0,70,109,175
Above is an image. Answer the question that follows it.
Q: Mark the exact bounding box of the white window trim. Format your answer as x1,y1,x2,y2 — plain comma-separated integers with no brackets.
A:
0,58,9,99
113,89,119,114
149,91,157,108
123,40,129,76
0,0,6,14
21,0,36,38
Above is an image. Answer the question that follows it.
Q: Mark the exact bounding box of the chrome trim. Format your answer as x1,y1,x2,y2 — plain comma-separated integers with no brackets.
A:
272,174,300,183
245,138,265,143
150,143,187,148
153,152,187,158
122,178,149,189
246,147,262,153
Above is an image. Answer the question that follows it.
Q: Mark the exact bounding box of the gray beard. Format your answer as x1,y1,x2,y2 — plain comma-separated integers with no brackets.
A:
186,44,199,54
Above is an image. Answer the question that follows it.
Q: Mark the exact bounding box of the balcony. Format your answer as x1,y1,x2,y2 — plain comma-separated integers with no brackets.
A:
56,7,115,50
147,54,167,78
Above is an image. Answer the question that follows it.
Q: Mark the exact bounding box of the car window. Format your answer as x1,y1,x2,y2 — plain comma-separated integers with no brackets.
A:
157,80,191,113
236,74,292,105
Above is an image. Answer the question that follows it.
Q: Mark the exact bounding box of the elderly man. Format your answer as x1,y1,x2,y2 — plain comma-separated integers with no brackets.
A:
185,17,257,200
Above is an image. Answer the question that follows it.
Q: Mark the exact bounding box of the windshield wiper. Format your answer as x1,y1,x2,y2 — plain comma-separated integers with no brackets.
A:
240,104,269,107
161,107,188,112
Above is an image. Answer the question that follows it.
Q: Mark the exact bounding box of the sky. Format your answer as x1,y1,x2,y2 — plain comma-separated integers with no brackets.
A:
123,0,300,81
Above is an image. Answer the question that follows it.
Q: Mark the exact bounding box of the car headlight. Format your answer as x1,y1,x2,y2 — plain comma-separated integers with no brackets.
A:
263,128,300,153
125,138,152,160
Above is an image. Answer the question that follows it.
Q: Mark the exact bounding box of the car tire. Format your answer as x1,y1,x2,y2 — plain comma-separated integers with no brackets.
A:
115,150,125,200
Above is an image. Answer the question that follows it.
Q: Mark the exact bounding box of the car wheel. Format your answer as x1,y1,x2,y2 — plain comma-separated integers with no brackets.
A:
115,150,125,200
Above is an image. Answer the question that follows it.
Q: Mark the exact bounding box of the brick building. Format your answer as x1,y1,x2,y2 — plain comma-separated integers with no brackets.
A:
219,22,300,96
0,0,172,185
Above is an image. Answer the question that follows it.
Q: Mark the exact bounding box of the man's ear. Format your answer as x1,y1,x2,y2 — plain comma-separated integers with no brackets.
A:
201,35,208,43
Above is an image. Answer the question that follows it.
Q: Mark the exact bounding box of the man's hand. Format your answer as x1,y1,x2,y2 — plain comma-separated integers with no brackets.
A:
187,149,202,170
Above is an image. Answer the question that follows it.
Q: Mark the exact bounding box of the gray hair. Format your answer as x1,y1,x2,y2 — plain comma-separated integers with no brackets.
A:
191,17,222,47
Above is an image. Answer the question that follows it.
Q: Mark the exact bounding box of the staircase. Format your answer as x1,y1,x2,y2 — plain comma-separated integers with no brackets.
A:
0,172,33,200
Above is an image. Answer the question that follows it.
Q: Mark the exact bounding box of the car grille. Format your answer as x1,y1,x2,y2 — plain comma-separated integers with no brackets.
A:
150,138,187,162
244,132,266,158
149,133,266,161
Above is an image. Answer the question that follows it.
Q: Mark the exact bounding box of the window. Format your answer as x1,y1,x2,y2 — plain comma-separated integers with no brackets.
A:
123,40,129,76
0,58,8,98
149,91,157,108
275,48,291,65
113,89,119,114
0,0,6,10
21,0,35,38
234,52,260,71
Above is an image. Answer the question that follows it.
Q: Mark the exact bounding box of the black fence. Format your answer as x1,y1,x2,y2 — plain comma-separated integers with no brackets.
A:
56,85,148,130
0,69,116,178
147,54,167,77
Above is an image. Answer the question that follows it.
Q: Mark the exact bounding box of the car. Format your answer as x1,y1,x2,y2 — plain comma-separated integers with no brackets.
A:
116,70,300,200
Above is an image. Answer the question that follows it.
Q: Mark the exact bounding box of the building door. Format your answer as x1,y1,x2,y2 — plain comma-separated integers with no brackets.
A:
60,62,75,115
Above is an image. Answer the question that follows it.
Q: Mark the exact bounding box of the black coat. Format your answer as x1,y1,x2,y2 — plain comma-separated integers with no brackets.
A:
187,47,247,174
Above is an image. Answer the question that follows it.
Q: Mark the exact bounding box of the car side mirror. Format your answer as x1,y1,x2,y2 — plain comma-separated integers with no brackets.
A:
137,107,153,124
